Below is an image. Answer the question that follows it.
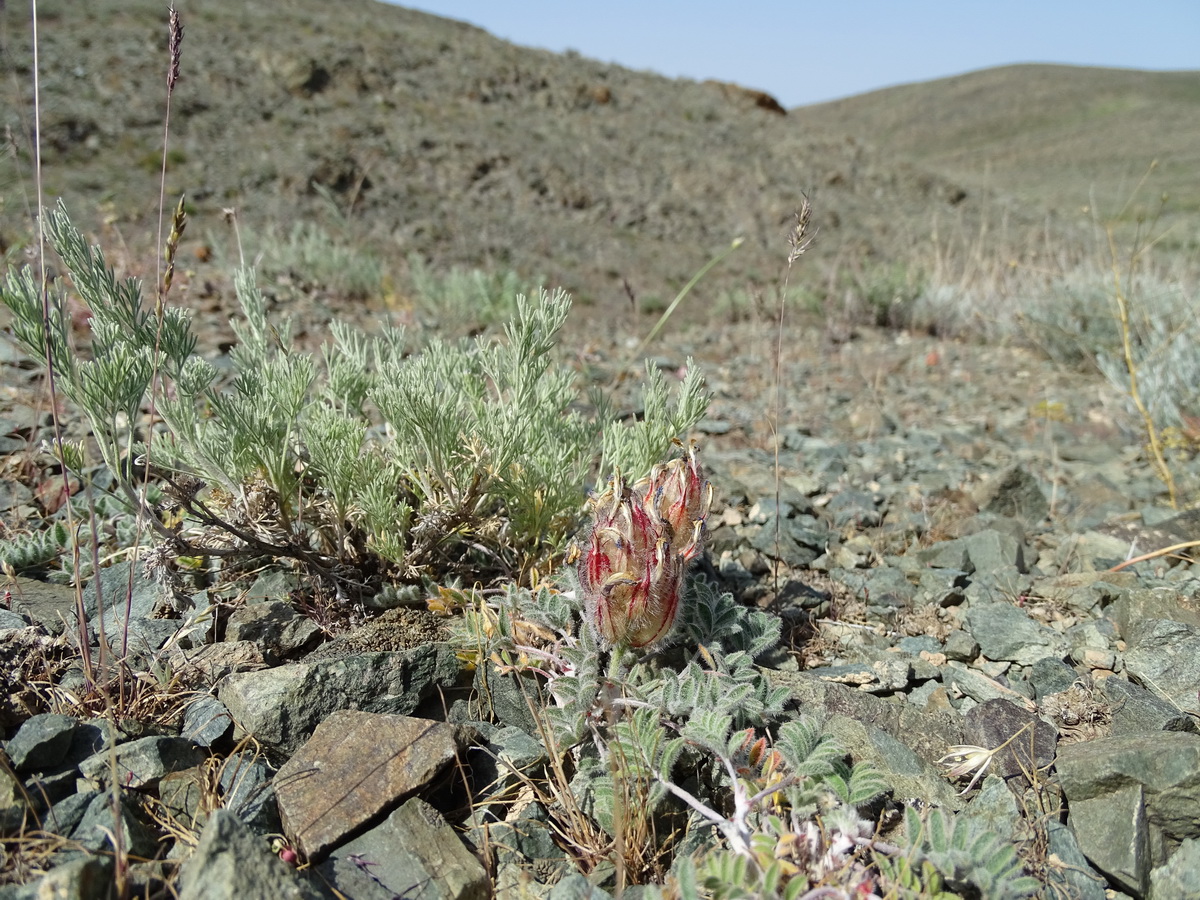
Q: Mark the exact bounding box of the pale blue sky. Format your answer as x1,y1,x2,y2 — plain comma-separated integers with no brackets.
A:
392,1,1198,108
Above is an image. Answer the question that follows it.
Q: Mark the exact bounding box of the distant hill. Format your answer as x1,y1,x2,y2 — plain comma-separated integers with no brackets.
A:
2,2,1194,322
793,65,1200,228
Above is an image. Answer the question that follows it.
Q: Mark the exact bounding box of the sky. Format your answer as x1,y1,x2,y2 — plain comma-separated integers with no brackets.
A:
393,1,1198,108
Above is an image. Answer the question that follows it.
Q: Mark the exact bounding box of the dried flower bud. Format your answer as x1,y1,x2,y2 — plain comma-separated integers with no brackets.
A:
579,445,712,649
637,441,712,561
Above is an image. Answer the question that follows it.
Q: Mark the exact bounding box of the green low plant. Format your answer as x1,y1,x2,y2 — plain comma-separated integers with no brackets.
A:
404,253,543,337
464,571,896,892
2,203,710,597
0,522,70,575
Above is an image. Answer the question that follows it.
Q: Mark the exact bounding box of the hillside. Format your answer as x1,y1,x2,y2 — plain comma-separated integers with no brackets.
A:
1,3,1195,327
794,64,1200,231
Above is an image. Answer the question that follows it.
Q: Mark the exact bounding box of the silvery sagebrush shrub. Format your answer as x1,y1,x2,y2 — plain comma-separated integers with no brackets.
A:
0,202,710,597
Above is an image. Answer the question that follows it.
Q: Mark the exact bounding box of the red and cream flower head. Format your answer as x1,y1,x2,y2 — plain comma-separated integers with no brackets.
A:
579,442,712,649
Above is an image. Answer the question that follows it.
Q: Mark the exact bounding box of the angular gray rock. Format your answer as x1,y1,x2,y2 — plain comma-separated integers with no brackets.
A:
974,465,1048,527
765,669,964,768
821,714,962,810
965,600,1068,667
961,527,1028,574
1057,732,1200,896
1123,618,1200,714
219,751,281,833
5,712,78,772
1150,837,1200,899
181,695,233,747
217,644,461,755
1098,677,1199,736
1045,820,1109,900
225,599,322,662
77,735,206,790
1111,587,1200,639
274,710,459,859
177,809,323,900
316,797,488,900
962,699,1056,790
0,856,113,900
0,765,30,833
72,792,158,859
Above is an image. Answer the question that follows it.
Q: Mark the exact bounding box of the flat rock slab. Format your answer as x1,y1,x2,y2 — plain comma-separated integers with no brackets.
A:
317,797,488,900
275,710,459,859
217,645,460,755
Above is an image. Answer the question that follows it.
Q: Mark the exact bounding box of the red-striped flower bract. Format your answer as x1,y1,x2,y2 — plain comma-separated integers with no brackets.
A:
579,442,712,648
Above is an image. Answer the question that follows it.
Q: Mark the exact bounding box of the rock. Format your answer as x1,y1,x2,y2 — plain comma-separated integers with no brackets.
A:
1038,571,1134,616
764,669,964,768
1026,657,1078,699
225,599,322,662
242,570,303,604
5,712,78,772
916,539,973,572
548,874,613,899
962,699,1056,790
965,601,1068,667
459,661,545,738
1057,732,1200,895
4,577,80,636
78,736,206,790
825,488,883,528
72,791,158,859
177,809,322,900
1150,837,1200,899
959,774,1026,841
973,465,1048,527
0,856,114,900
1097,677,1198,736
217,645,461,755
160,767,210,833
275,710,459,859
85,559,169,624
102,617,186,659
44,790,98,839
316,797,488,900
806,658,912,694
839,566,916,617
1045,820,1109,900
1066,530,1139,572
168,640,268,685
24,763,79,807
180,695,233,747
219,751,281,833
1124,619,1200,714
961,528,1028,574
941,629,978,662
942,661,1035,709
1066,784,1148,897
0,765,31,833
468,723,547,802
915,567,969,606
821,714,962,810
1111,587,1200,637
469,802,573,893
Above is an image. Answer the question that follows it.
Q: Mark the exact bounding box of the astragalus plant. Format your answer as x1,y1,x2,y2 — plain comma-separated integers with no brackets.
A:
1,203,709,598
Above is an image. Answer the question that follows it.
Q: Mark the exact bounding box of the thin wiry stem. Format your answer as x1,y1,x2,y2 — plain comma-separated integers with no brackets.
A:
772,198,816,597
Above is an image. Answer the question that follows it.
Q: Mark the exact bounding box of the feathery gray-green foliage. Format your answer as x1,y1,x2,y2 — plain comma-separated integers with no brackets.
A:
0,204,710,591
